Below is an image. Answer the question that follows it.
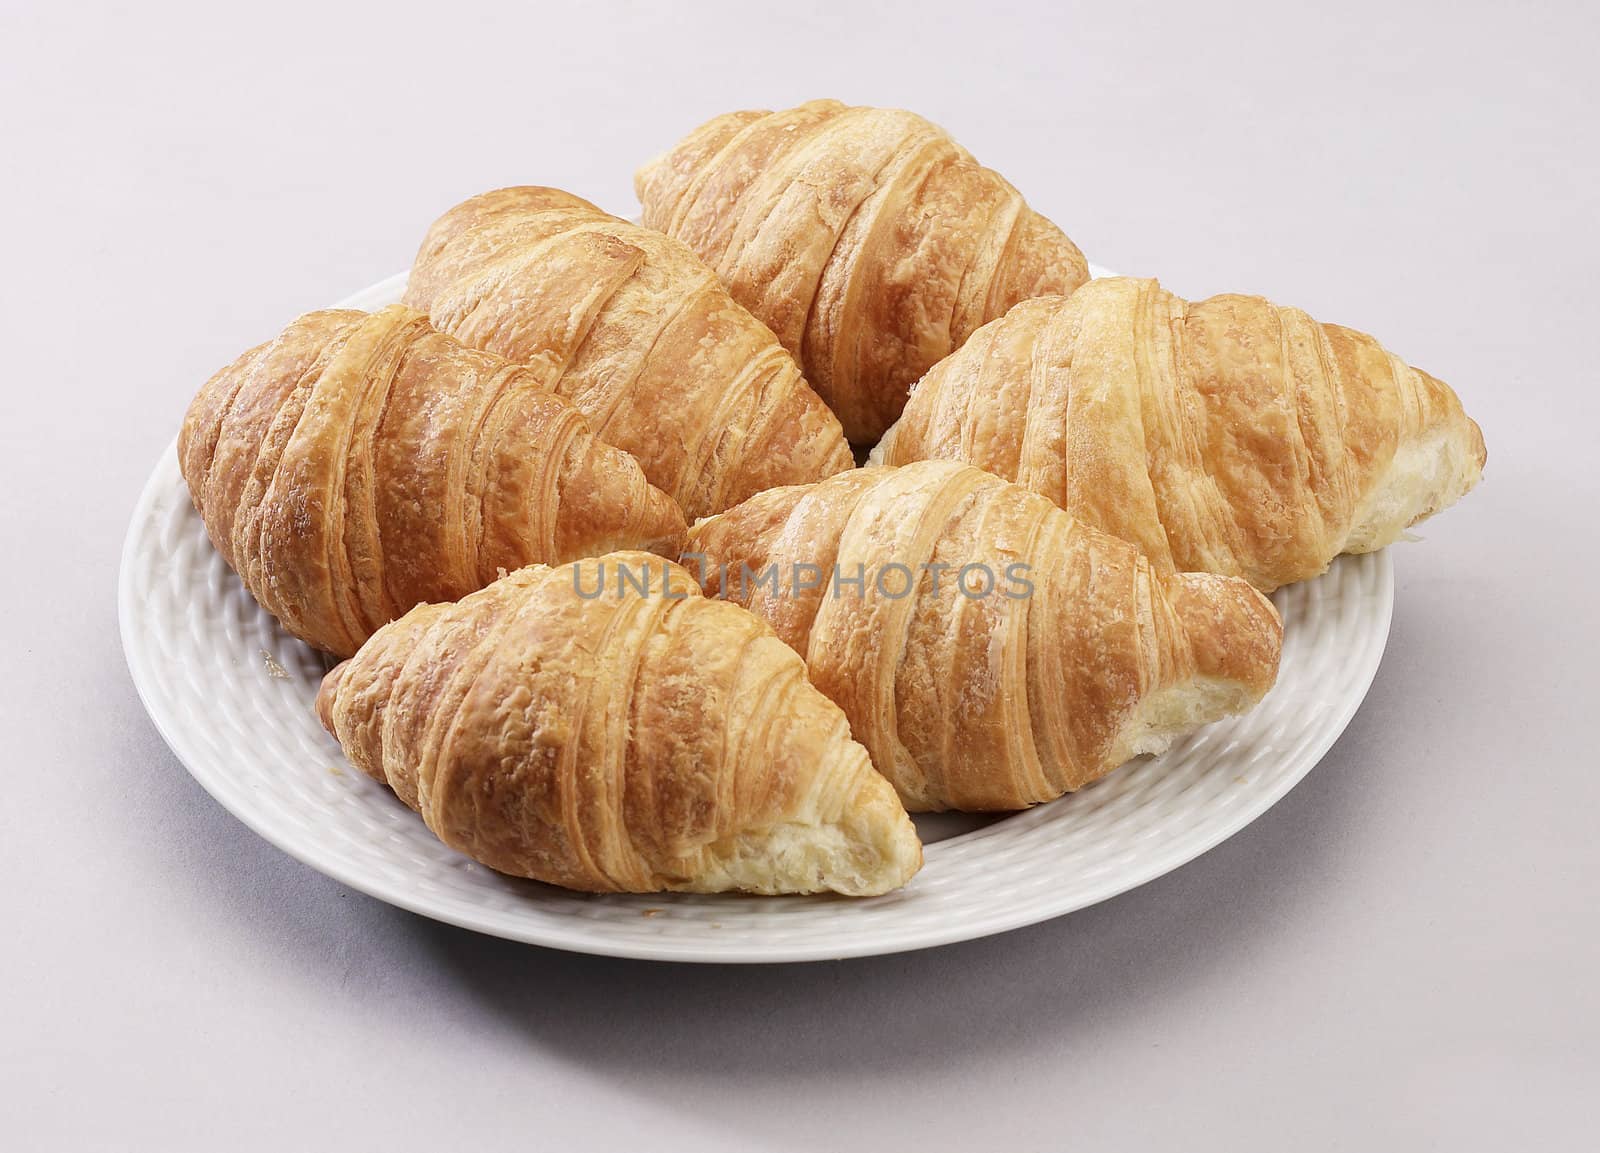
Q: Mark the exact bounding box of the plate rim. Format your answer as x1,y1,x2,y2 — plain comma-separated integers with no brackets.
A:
119,269,1394,963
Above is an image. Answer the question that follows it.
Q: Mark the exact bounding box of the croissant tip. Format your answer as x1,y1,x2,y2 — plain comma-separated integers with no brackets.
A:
632,154,662,200
314,661,348,735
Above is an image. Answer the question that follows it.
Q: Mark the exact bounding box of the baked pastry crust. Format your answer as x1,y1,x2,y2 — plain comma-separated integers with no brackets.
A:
875,278,1487,590
688,461,1282,811
404,186,853,519
637,99,1091,443
179,305,684,657
315,554,923,895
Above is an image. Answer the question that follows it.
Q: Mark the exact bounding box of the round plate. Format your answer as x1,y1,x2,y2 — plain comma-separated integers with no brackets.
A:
120,270,1393,962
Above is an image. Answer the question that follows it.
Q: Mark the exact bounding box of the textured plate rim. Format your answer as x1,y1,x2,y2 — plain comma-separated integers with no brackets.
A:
118,268,1393,962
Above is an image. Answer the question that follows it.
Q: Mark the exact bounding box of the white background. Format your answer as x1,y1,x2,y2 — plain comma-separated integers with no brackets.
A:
2,1,1595,1148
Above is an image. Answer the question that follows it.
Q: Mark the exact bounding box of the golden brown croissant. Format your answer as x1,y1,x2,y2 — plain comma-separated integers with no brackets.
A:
686,461,1282,812
636,99,1091,444
402,186,853,519
179,305,685,658
315,553,922,895
874,277,1487,591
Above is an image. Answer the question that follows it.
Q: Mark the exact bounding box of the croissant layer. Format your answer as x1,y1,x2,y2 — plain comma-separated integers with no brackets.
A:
637,99,1091,443
686,462,1282,811
178,305,686,657
315,554,923,895
874,277,1487,590
403,186,854,519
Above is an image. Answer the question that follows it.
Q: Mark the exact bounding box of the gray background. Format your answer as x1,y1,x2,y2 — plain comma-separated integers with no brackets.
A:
2,1,1595,1148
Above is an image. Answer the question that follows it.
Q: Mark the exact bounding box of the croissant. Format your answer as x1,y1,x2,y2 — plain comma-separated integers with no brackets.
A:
685,461,1282,812
315,553,923,895
402,186,853,519
636,99,1092,444
873,277,1487,591
179,305,685,658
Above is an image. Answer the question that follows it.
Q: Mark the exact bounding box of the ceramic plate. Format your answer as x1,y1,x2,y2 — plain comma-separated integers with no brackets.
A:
119,269,1393,962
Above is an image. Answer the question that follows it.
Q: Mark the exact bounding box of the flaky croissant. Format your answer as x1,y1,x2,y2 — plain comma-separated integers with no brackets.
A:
636,99,1091,444
686,461,1282,812
874,277,1487,591
315,554,922,895
402,186,853,519
179,305,685,658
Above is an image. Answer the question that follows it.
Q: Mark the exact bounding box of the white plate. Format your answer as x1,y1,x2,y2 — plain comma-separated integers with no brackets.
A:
119,270,1393,962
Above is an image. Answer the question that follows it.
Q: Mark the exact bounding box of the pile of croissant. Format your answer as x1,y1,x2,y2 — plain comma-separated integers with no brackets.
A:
180,100,1485,898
